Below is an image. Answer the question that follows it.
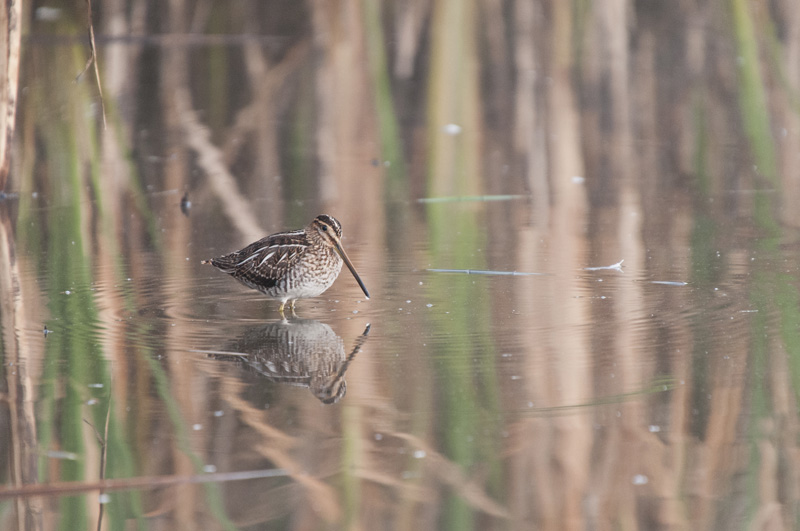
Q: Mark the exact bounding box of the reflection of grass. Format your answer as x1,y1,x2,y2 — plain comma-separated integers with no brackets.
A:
18,20,227,528
426,204,503,528
362,0,405,194
730,0,777,186
729,0,800,525
144,346,237,531
425,0,504,523
26,40,149,528
428,207,482,530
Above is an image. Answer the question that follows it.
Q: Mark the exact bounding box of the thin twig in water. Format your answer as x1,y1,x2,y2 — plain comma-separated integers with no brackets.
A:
0,468,289,498
76,0,107,129
426,268,547,276
83,396,112,531
98,398,111,531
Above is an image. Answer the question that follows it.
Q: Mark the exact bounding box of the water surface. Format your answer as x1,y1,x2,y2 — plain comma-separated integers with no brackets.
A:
2,2,800,530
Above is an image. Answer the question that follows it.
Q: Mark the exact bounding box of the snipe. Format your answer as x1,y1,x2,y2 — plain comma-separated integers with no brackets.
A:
202,215,369,314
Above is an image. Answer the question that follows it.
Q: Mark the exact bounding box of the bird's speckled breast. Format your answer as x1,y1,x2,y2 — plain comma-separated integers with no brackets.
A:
266,246,343,302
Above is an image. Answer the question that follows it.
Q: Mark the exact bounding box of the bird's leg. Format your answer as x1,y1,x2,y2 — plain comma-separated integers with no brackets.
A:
278,300,287,318
289,299,297,317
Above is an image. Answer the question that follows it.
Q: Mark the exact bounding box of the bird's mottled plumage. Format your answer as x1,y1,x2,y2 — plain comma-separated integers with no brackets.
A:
202,215,369,313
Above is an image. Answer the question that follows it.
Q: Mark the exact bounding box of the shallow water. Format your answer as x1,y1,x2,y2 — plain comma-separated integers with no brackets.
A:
3,2,800,530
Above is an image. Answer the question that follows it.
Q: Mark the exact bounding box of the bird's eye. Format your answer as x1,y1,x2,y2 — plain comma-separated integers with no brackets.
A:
322,225,328,231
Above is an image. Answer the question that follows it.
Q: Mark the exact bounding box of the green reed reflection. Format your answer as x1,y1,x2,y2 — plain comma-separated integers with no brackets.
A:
729,0,800,525
15,19,232,528
425,0,504,525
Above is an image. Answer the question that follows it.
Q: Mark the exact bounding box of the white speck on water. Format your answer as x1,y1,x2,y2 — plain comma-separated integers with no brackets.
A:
632,474,649,485
406,300,411,304
649,425,661,433
192,424,202,431
419,281,423,285
36,7,63,21
65,290,71,295
98,493,111,504
375,433,383,441
501,353,512,358
213,410,224,417
352,310,358,314
527,401,534,408
616,411,622,417
426,303,433,308
46,450,78,460
87,399,98,405
413,450,426,459
443,123,462,135
572,176,585,184
88,383,104,388
203,464,217,473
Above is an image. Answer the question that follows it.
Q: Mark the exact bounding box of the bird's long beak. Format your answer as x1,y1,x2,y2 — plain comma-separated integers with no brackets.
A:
333,242,370,299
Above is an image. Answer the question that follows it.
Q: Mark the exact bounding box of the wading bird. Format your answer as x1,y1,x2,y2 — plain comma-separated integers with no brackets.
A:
202,214,369,315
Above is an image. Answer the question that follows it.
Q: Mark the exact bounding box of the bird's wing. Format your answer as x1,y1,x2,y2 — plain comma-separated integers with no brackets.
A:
212,231,310,288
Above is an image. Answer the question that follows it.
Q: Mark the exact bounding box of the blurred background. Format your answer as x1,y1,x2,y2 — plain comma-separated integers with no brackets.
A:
2,0,800,529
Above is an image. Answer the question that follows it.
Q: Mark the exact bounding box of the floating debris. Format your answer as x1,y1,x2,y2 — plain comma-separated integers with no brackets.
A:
180,192,192,216
43,325,52,337
427,268,546,276
417,194,526,204
584,259,624,272
0,191,20,201
648,281,688,286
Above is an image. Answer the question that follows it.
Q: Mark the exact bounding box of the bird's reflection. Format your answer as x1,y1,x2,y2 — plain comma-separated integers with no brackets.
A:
211,319,370,404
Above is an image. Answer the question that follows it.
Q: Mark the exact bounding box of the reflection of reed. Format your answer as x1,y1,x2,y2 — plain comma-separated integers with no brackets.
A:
213,320,370,404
